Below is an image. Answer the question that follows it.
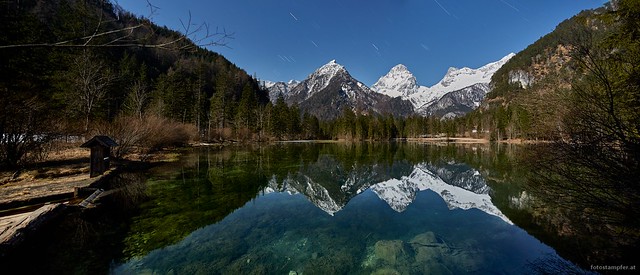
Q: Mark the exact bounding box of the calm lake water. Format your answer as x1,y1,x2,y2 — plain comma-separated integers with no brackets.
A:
2,142,598,274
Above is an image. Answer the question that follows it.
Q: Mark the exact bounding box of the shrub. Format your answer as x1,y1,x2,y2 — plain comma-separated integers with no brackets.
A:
93,115,197,159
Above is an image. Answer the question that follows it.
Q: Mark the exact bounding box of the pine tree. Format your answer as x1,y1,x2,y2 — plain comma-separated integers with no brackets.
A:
210,73,229,139
302,112,320,139
287,103,302,138
270,95,288,140
236,83,257,131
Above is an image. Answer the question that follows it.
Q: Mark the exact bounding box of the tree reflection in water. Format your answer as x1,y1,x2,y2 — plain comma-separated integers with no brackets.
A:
1,142,635,273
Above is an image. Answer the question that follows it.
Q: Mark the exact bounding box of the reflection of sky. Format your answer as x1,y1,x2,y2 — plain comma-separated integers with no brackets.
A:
113,189,565,274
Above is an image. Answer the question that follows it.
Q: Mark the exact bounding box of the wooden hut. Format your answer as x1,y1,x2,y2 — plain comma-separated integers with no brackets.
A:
81,136,118,178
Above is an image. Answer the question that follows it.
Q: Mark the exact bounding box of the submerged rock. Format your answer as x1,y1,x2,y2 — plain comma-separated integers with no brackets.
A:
411,231,481,273
374,240,407,265
362,232,481,274
371,267,401,275
409,232,448,263
409,232,439,246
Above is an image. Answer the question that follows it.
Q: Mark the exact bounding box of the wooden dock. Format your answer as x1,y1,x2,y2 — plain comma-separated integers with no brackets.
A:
0,168,120,255
0,203,65,255
0,168,116,211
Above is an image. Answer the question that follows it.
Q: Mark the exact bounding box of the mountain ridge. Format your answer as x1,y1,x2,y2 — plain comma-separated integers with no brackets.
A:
372,53,515,116
264,54,514,119
280,60,414,120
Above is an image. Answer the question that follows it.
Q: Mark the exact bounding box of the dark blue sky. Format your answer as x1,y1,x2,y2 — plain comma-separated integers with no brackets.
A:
117,0,607,86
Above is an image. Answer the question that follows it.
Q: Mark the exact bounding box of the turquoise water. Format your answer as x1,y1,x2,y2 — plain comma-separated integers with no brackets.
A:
108,143,581,274
114,190,558,274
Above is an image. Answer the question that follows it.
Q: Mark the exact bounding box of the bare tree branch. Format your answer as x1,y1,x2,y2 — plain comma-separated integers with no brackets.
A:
0,1,233,51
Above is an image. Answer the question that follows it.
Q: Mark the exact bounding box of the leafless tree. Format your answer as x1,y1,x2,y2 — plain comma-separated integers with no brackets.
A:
0,96,53,169
69,50,115,133
124,80,149,119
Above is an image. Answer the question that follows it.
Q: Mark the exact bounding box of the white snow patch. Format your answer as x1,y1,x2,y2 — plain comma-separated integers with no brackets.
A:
371,53,515,111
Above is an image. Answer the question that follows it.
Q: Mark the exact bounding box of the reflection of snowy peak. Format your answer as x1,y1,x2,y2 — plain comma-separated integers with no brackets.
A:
264,155,392,215
264,156,509,223
266,174,343,215
299,175,343,215
371,163,511,223
370,179,416,212
411,164,510,223
425,162,490,194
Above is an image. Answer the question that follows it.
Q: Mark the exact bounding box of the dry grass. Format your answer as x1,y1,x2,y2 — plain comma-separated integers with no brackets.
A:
1,146,90,187
0,144,96,208
122,150,182,163
45,147,88,162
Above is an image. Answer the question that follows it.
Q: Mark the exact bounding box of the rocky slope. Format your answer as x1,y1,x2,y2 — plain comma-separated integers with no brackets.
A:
283,60,413,120
263,80,300,103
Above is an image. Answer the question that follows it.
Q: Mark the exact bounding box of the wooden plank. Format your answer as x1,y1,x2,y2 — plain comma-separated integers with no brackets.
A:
78,189,104,208
0,203,65,254
0,167,117,211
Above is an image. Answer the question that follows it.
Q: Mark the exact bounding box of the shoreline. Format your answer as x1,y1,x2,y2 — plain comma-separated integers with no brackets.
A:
405,137,549,144
405,137,490,144
0,139,548,212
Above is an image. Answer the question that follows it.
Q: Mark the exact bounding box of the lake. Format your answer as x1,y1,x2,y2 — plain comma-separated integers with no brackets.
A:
1,142,602,274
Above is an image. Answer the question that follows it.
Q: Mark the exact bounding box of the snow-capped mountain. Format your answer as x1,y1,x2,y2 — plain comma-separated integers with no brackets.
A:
370,64,420,98
432,53,515,94
264,80,300,103
286,60,413,120
265,54,514,119
287,60,349,101
371,53,515,117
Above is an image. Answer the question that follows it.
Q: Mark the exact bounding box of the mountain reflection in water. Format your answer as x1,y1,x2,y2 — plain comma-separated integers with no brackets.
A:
109,143,583,274
266,158,511,224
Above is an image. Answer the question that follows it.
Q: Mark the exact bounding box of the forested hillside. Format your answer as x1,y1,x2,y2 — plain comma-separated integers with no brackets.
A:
449,0,638,142
472,0,640,240
0,0,486,170
3,0,639,170
0,0,304,168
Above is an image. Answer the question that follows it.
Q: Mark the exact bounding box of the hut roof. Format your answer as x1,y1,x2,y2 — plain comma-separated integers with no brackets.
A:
80,136,118,148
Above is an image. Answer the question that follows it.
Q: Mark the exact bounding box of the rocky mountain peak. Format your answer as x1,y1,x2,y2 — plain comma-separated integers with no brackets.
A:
369,53,514,117
372,64,419,98
313,60,346,78
391,64,410,73
264,80,300,103
280,60,413,120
